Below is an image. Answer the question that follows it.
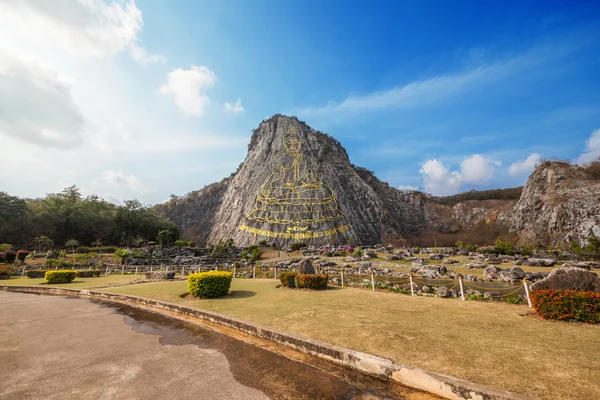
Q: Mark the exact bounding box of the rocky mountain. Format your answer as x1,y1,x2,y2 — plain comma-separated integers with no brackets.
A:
154,115,600,247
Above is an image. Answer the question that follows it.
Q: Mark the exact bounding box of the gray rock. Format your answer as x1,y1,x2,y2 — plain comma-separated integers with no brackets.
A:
527,258,556,267
296,259,316,274
483,265,501,280
465,263,487,269
145,271,175,280
530,267,600,292
436,286,449,298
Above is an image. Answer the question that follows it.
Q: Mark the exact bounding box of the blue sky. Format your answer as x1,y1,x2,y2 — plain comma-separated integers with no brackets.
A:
1,0,599,203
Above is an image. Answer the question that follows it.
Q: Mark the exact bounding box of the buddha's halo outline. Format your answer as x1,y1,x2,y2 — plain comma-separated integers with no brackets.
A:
246,126,344,225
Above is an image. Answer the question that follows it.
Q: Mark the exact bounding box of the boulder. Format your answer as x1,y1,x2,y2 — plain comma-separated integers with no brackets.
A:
296,259,316,274
436,286,449,298
561,261,600,270
443,258,459,264
466,263,487,269
385,255,400,261
437,265,448,274
429,254,443,260
466,274,478,281
483,265,501,280
145,271,175,280
526,258,556,267
530,267,600,292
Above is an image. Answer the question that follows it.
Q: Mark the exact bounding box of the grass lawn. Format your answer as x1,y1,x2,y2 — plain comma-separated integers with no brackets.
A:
104,278,599,400
0,274,140,289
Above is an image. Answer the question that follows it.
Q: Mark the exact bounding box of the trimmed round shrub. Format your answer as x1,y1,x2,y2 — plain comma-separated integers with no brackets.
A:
16,250,29,263
45,270,77,284
4,250,16,263
294,274,328,290
0,265,11,279
76,270,102,278
188,271,232,298
26,270,48,278
531,290,600,324
279,272,298,288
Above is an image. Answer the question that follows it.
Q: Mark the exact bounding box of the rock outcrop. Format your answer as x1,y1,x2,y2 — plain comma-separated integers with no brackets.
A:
530,266,600,292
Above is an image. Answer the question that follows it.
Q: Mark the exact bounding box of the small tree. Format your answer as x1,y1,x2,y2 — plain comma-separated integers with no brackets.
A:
92,239,103,247
157,230,172,247
455,240,464,249
114,249,132,265
585,235,600,254
65,239,79,253
16,250,29,264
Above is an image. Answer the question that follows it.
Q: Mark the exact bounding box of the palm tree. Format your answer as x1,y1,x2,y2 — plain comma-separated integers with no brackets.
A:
65,239,79,254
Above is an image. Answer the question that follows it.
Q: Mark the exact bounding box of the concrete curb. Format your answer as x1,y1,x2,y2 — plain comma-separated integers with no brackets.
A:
0,285,533,400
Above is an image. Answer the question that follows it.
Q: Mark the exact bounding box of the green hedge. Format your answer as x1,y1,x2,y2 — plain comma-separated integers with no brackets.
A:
45,259,74,269
188,271,232,298
75,246,117,254
76,270,102,278
45,270,77,284
26,270,48,278
531,290,600,324
279,272,298,288
294,274,328,290
0,265,11,279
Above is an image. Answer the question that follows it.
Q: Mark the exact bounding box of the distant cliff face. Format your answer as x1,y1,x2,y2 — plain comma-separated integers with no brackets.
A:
153,115,600,247
510,161,600,246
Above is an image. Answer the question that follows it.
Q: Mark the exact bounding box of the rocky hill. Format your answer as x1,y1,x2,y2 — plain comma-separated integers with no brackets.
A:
153,115,600,247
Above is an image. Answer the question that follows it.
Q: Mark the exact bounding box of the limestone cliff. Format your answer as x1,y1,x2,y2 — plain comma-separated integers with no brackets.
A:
510,161,600,246
154,116,600,247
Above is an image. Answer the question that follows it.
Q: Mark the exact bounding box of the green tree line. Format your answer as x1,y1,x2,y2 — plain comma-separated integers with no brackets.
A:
0,186,180,249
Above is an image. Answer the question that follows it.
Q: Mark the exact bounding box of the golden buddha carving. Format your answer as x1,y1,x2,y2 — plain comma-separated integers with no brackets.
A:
247,127,343,225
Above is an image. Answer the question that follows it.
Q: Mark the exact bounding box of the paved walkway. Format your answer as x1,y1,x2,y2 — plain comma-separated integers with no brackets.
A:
0,291,436,399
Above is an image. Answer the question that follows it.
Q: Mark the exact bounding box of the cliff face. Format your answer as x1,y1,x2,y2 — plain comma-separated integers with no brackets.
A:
510,161,600,246
154,115,600,247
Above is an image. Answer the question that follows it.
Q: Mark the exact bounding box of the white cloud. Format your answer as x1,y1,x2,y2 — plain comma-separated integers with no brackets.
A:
398,185,419,192
0,0,163,64
224,98,245,113
577,129,600,165
460,154,502,184
420,154,500,195
298,43,572,118
159,66,216,116
0,48,86,148
508,153,541,176
92,170,153,193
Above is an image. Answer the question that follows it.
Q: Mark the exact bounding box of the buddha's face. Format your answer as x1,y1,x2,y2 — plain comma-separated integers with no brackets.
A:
284,135,301,153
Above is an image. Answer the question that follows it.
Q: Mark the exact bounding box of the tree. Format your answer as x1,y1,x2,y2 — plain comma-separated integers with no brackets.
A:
65,239,79,253
0,192,29,245
114,249,132,265
455,240,464,249
157,230,172,247
16,250,29,264
34,236,53,252
92,239,103,247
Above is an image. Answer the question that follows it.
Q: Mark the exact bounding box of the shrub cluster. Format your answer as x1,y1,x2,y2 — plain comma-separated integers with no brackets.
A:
76,270,102,278
26,270,48,278
4,250,16,263
188,271,232,298
0,252,5,262
290,242,307,251
45,270,77,284
531,290,600,324
279,272,298,288
45,259,74,269
294,274,328,290
0,265,11,279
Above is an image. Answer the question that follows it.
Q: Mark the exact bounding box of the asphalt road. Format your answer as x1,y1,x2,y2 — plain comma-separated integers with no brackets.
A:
0,291,436,400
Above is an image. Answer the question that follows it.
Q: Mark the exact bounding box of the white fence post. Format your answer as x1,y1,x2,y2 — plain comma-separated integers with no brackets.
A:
150,265,153,272
105,265,109,275
181,265,185,276
166,265,169,273
409,273,415,296
233,265,236,278
459,276,465,301
341,269,344,287
135,266,138,275
121,264,124,275
524,278,532,308
252,265,256,279
274,266,277,280
371,271,375,292
21,266,26,276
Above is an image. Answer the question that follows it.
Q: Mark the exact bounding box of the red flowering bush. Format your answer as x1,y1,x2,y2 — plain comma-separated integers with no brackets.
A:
4,250,16,263
17,250,29,263
531,290,600,324
294,274,328,290
0,252,5,262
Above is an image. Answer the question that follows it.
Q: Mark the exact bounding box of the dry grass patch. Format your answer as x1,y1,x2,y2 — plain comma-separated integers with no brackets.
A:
103,279,600,400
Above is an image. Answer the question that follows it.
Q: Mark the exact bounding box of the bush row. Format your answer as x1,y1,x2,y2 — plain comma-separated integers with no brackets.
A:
294,274,328,290
75,270,102,278
74,246,117,254
531,290,600,324
45,270,77,284
279,272,298,288
0,251,17,263
45,259,74,268
188,271,232,298
26,270,47,278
